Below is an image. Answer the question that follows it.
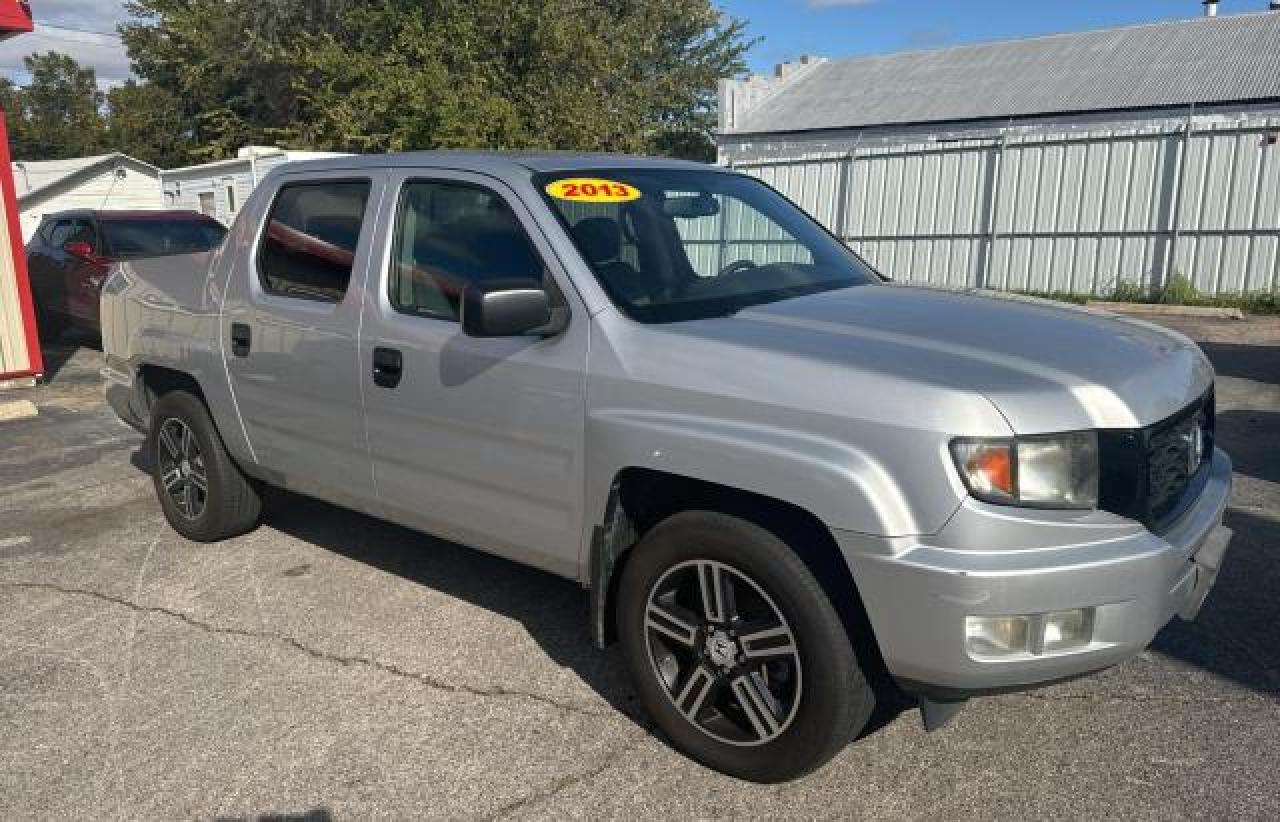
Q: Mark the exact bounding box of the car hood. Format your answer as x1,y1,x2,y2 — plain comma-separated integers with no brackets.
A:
691,285,1214,433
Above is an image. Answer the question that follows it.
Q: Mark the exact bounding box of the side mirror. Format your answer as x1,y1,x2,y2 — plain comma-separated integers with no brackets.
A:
460,280,564,338
64,241,96,260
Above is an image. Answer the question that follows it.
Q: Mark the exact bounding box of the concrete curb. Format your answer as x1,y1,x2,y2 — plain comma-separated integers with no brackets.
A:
0,400,38,422
1086,302,1245,320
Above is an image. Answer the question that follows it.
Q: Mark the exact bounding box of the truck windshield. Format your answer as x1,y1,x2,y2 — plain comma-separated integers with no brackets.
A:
102,219,228,259
537,168,879,323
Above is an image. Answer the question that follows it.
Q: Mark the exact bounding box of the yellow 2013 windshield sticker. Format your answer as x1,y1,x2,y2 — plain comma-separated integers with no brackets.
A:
545,178,641,203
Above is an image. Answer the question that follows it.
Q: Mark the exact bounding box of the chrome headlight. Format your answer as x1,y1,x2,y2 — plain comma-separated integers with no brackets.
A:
950,432,1099,510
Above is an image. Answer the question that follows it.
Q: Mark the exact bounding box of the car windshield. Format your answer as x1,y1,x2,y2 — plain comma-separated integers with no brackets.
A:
101,218,228,259
537,168,880,323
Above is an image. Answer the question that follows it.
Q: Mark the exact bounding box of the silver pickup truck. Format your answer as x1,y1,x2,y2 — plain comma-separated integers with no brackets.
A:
101,152,1233,782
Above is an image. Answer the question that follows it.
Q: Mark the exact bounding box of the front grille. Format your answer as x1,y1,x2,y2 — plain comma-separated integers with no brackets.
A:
1098,390,1214,532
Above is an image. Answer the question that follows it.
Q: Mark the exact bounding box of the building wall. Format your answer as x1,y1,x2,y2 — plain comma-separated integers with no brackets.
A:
0,179,31,377
0,114,40,381
161,151,346,227
163,161,257,226
18,164,163,242
721,110,1280,297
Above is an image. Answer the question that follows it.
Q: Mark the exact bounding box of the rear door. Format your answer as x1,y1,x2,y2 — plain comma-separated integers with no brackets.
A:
358,169,589,577
221,171,386,508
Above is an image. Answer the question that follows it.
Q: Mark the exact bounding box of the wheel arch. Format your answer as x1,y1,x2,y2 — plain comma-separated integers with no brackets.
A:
590,467,895,697
137,363,207,409
132,361,256,468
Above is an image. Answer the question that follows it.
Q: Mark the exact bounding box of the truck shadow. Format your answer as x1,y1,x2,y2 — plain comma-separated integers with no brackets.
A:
1215,410,1280,485
258,485,652,734
255,484,907,744
1197,341,1279,386
1149,505,1280,695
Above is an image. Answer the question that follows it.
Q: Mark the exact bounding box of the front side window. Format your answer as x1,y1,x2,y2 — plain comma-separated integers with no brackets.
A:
67,219,98,252
538,169,879,323
389,180,545,321
258,181,371,303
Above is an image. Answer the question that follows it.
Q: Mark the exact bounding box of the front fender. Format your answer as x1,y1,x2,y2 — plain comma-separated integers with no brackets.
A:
584,409,952,547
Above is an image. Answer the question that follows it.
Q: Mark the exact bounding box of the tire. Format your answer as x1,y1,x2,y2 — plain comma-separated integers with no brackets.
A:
148,390,262,542
618,511,875,782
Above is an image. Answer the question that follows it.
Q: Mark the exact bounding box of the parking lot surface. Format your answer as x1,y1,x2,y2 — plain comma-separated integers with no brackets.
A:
2,314,1278,820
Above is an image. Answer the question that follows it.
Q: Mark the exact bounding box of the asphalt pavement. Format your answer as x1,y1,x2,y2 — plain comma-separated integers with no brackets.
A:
1,315,1277,820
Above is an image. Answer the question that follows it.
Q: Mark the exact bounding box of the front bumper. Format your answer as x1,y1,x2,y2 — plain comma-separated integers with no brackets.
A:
837,448,1233,693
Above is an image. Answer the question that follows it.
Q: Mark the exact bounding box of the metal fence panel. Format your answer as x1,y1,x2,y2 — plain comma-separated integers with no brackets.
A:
733,114,1280,296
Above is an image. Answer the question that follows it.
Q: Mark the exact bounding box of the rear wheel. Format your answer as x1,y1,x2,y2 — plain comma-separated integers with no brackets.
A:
149,391,261,541
618,511,875,782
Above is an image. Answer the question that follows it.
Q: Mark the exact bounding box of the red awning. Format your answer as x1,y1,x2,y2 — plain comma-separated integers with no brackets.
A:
0,1,32,39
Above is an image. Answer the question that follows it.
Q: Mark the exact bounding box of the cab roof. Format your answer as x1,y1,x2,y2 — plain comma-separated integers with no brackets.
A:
41,209,221,222
278,151,725,180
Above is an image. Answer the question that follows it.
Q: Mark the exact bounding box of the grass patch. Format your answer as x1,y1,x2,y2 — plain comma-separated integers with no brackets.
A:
1014,275,1280,315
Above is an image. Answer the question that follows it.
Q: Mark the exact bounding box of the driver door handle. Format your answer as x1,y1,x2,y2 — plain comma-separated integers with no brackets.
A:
373,347,403,389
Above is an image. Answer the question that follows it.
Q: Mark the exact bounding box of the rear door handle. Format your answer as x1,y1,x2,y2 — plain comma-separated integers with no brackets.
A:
372,347,403,388
230,322,251,357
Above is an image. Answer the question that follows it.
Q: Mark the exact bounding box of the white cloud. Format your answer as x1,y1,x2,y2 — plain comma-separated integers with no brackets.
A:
0,0,133,87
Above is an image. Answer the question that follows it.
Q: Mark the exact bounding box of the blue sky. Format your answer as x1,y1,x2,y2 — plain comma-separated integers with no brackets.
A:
724,0,1278,72
1,0,1276,87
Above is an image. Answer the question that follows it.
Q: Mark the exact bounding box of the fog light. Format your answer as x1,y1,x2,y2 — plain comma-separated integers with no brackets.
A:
1041,608,1093,653
965,615,1031,656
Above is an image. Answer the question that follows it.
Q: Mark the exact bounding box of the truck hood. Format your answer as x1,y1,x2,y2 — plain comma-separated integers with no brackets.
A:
699,285,1214,433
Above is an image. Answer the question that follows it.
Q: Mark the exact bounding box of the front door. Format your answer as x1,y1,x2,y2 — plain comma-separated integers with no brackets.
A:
221,171,385,508
63,218,105,325
358,170,589,578
28,218,73,320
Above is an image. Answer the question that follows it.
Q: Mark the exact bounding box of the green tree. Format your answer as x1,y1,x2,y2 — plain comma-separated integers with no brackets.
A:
104,80,195,168
121,0,361,161
4,52,107,160
121,0,750,161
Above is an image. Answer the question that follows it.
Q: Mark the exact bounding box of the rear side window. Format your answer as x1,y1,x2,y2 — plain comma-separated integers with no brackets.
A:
258,181,371,302
389,180,545,320
102,219,227,259
46,220,73,247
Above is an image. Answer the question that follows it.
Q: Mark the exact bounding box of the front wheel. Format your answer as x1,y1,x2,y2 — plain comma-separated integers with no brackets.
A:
149,391,262,542
617,511,875,782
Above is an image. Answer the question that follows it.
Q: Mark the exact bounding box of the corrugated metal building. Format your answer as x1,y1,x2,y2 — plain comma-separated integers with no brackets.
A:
13,153,163,242
161,147,347,226
718,11,1280,297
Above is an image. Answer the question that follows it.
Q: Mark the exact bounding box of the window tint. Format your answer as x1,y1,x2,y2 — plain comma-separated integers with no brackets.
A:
47,220,74,247
539,169,878,323
390,181,545,320
102,219,227,258
259,181,371,302
67,219,98,251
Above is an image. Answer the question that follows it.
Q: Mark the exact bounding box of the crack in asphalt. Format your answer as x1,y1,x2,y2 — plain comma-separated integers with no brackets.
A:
485,734,650,821
0,580,618,722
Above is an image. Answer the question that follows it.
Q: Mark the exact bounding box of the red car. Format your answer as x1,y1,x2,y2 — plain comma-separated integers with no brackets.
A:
27,209,227,338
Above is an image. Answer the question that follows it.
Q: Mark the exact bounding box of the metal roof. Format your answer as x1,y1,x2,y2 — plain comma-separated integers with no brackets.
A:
11,153,160,206
732,12,1280,135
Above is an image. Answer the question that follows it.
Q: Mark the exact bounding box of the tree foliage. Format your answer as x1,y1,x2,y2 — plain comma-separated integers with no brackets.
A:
2,52,106,160
4,2,748,165
119,0,749,162
0,52,194,167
